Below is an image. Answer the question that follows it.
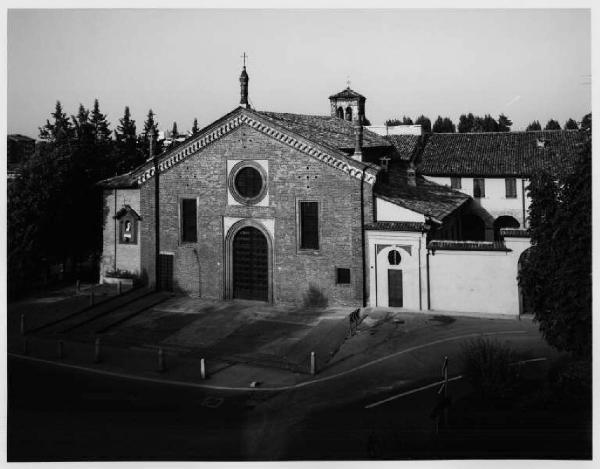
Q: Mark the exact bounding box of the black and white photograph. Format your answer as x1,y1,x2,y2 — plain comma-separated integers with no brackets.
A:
3,1,596,464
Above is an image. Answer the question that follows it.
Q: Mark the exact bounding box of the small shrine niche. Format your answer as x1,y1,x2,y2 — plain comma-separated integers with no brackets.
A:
115,205,141,245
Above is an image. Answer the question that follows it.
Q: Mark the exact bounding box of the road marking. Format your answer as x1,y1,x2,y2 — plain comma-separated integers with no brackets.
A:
365,375,464,409
365,356,548,409
7,329,529,393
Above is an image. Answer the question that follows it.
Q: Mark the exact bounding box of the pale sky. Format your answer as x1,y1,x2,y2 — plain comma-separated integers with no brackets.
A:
7,8,591,137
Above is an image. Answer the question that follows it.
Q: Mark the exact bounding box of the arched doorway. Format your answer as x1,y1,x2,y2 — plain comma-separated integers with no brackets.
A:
493,215,520,240
231,226,269,301
461,213,486,241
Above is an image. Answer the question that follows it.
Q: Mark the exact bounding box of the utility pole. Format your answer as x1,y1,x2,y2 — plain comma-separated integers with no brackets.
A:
151,128,160,292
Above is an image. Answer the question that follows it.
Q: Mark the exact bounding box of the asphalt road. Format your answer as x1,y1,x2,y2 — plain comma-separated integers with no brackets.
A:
8,355,591,461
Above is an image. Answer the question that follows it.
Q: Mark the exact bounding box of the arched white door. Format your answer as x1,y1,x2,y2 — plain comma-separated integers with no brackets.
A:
376,245,418,309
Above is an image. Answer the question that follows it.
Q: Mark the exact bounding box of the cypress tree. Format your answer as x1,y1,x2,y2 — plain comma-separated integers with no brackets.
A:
191,118,199,134
526,120,542,131
564,118,579,130
39,100,75,144
544,119,561,130
90,99,111,143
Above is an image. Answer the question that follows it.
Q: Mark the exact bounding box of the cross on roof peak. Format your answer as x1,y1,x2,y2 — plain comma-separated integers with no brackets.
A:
241,52,248,68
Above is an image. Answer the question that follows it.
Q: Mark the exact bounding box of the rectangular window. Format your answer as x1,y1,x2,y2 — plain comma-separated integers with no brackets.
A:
299,201,319,250
505,178,517,198
450,177,462,190
336,268,351,285
473,178,485,198
181,198,197,243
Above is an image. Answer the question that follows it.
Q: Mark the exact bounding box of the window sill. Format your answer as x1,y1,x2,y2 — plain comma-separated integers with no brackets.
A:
298,249,321,255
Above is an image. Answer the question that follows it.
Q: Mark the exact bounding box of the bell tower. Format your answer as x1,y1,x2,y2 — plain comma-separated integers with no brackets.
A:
329,85,366,123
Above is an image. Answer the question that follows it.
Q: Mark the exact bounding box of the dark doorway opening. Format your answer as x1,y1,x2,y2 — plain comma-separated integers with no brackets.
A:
461,213,486,241
388,269,403,307
232,226,268,301
158,254,174,292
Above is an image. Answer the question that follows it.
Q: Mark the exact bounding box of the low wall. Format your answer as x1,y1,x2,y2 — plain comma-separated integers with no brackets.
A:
428,237,530,317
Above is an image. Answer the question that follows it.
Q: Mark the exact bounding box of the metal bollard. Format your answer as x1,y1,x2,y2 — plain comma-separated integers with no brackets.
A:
200,358,206,380
94,337,101,363
58,340,64,359
310,351,316,375
20,314,26,335
158,347,166,372
22,338,29,355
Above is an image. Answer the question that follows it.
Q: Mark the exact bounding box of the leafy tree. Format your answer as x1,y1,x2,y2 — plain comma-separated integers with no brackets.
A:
90,99,111,143
526,120,542,131
402,116,413,125
171,121,179,139
39,100,75,144
564,118,579,130
115,106,143,172
544,119,561,130
520,131,591,358
415,115,432,133
497,114,512,132
581,113,591,131
385,118,402,126
458,113,474,133
191,118,199,134
432,116,455,133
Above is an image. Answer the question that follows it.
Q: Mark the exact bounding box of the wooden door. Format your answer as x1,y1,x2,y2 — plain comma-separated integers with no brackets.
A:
232,227,268,301
388,269,403,307
158,254,174,292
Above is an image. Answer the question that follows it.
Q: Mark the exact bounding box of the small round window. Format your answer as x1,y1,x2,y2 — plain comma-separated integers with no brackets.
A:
229,161,268,205
388,250,401,265
235,166,262,198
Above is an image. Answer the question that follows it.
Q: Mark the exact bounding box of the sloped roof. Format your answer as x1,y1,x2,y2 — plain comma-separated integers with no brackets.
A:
257,111,391,151
375,166,470,222
97,171,138,189
386,135,421,161
328,87,366,100
428,240,510,252
418,130,586,177
365,221,425,232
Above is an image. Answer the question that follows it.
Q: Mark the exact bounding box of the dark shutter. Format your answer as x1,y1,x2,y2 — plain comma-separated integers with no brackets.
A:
451,177,462,189
474,178,485,198
300,201,319,250
505,178,517,198
181,199,197,242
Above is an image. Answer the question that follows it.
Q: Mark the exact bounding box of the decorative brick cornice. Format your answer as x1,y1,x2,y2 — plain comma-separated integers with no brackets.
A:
136,110,377,185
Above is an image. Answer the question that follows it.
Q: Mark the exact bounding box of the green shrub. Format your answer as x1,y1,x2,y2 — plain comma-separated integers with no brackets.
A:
303,283,328,309
461,338,519,400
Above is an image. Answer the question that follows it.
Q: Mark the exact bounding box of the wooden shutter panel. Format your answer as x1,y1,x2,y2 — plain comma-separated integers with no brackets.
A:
300,201,319,250
182,199,197,242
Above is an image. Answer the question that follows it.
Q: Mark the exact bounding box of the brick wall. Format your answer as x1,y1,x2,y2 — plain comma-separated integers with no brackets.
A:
100,188,142,280
139,124,374,306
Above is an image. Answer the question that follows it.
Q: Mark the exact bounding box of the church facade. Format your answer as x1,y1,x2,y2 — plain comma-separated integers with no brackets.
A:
99,66,585,316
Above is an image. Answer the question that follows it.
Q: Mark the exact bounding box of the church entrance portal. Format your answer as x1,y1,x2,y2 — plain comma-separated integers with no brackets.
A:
232,226,269,301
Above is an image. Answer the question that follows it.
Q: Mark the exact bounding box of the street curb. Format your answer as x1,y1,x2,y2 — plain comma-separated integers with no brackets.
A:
8,329,529,393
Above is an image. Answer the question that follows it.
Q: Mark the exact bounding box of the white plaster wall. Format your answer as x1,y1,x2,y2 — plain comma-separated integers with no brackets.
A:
100,188,142,280
428,238,530,317
366,230,427,310
376,197,425,222
424,176,530,227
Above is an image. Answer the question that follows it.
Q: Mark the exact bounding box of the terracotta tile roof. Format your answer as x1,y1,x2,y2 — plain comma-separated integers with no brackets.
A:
328,87,366,100
428,240,510,252
257,111,391,151
500,228,530,238
375,166,470,222
418,130,586,177
365,221,425,232
386,135,421,161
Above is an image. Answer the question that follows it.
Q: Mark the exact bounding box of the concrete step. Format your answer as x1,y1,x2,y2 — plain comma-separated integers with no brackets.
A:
65,292,173,338
36,288,153,336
